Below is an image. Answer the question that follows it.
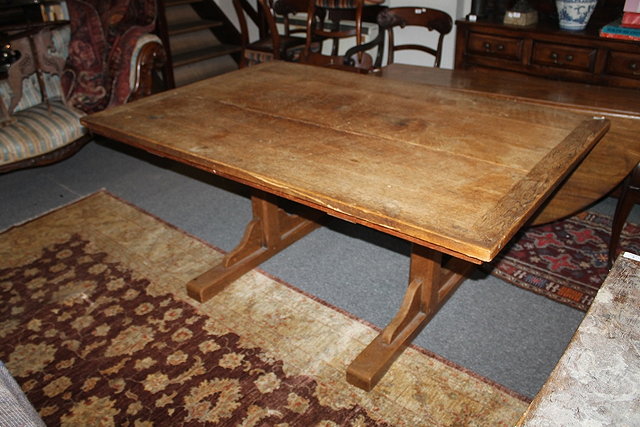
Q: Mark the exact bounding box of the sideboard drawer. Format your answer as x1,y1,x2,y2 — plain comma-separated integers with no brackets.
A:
606,51,640,79
531,42,597,71
456,20,640,89
467,32,523,61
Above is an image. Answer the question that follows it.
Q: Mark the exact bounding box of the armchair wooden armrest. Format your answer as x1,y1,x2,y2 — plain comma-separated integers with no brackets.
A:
128,35,167,102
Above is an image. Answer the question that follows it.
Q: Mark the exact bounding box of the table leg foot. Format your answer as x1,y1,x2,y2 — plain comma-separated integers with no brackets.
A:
346,307,427,391
346,244,474,391
187,191,322,302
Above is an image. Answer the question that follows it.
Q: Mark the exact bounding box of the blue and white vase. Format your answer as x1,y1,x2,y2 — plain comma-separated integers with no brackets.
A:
556,0,598,30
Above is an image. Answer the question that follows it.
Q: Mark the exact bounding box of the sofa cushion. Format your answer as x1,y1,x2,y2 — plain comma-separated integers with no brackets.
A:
62,0,157,113
0,25,70,117
0,101,86,167
0,74,65,115
61,0,109,113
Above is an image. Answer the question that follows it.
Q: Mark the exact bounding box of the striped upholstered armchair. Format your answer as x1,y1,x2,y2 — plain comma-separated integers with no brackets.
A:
0,0,165,174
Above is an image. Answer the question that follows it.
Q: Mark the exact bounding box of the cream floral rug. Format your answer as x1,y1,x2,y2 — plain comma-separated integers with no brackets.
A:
0,191,528,425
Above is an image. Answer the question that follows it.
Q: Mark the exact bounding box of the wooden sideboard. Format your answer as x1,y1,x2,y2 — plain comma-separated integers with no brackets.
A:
454,18,640,89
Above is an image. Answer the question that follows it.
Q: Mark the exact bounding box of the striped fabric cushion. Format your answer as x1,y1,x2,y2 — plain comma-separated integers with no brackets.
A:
0,101,86,166
245,50,275,66
244,45,304,66
0,74,65,114
315,0,359,9
0,26,70,115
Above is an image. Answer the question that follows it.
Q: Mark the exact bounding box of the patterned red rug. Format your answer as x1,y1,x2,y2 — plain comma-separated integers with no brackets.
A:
487,211,640,312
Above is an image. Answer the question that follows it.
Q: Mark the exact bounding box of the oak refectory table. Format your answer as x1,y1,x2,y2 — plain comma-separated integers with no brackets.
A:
81,61,609,391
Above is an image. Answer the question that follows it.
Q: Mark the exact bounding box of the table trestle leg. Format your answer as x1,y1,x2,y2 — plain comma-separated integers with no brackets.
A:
346,244,475,391
186,191,322,302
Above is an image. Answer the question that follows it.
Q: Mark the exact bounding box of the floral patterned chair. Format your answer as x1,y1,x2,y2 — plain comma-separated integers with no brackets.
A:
0,0,166,173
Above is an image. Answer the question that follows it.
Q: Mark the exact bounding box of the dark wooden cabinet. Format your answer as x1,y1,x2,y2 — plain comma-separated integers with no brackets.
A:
455,2,640,89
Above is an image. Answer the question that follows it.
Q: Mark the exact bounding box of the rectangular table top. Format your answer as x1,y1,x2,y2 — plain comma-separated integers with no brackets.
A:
82,61,609,263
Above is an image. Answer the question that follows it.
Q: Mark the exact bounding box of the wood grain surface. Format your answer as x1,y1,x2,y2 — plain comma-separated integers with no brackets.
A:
82,61,608,262
378,64,640,225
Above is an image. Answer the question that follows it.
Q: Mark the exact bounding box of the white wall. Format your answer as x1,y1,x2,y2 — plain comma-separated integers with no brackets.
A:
215,0,259,41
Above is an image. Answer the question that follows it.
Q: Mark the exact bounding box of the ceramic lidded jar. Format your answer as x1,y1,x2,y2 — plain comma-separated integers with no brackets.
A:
556,0,598,30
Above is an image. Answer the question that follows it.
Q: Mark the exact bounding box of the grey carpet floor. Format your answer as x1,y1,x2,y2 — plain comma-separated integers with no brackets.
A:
2,138,636,399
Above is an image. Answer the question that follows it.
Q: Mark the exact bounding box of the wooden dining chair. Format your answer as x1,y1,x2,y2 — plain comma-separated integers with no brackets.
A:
272,0,311,38
303,0,366,62
327,6,453,71
233,0,307,67
381,7,453,68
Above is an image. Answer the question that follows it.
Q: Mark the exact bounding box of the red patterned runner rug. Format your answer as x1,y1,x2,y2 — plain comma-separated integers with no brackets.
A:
487,211,640,312
0,191,528,425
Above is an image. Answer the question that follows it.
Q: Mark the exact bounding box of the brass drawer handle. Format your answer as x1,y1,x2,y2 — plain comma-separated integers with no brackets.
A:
631,62,639,75
482,42,505,53
550,52,558,63
566,54,574,62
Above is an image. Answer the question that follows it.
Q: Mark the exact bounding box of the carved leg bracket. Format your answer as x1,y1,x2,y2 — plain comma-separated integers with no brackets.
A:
346,244,475,391
187,191,322,302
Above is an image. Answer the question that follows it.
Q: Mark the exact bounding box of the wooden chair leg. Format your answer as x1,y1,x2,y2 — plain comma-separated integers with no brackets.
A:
609,162,640,267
